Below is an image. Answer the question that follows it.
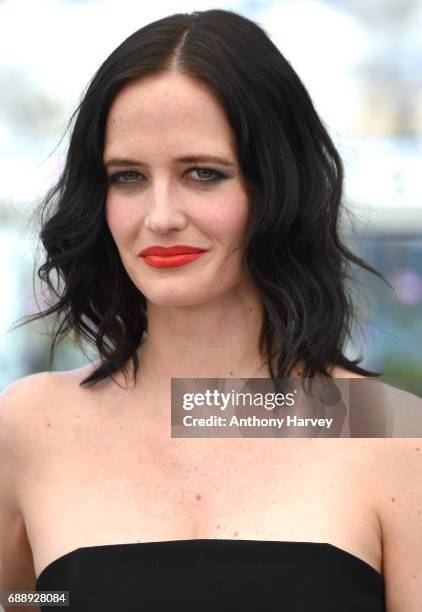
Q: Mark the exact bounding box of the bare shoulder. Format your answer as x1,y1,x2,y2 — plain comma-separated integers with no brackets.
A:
0,363,100,424
369,438,422,610
0,362,117,465
332,437,422,608
1,371,62,421
0,371,77,483
0,373,59,459
0,371,68,597
326,366,422,606
0,364,102,596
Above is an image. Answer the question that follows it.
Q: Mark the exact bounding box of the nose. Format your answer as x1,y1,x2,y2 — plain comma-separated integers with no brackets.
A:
144,179,186,234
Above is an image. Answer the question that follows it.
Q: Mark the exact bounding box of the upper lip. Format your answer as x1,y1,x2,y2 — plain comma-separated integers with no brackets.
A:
139,245,208,256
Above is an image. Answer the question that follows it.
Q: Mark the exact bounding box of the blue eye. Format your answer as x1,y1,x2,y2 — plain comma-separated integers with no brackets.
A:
108,170,142,184
189,167,226,182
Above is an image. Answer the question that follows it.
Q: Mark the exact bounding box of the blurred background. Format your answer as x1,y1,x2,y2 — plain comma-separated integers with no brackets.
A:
0,0,421,396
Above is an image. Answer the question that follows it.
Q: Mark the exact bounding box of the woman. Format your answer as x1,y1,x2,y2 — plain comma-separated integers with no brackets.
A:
0,9,421,611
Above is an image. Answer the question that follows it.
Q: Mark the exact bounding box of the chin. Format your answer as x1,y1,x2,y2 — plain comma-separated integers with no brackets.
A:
139,282,213,307
132,271,244,308
144,281,244,308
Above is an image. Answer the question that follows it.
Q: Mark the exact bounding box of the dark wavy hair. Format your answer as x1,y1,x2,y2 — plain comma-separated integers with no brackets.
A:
16,8,389,387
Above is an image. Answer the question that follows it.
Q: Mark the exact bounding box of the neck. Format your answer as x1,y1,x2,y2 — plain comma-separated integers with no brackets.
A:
136,282,268,388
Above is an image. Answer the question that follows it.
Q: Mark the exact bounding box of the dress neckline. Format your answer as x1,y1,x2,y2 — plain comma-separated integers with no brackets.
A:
36,538,384,586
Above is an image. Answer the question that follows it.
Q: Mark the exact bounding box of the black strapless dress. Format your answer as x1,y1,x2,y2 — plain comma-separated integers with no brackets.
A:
35,538,386,611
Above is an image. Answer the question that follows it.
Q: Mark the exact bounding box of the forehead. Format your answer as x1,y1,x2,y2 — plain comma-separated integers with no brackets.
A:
103,72,237,159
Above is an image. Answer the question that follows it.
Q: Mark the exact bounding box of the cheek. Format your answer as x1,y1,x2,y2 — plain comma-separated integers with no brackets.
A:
105,195,138,246
210,193,250,242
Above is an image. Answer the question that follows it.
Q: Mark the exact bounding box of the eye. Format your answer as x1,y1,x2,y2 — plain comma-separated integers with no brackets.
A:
188,167,226,182
108,170,143,184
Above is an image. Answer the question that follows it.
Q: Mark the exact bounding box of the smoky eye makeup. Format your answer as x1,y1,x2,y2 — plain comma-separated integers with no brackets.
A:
107,166,232,186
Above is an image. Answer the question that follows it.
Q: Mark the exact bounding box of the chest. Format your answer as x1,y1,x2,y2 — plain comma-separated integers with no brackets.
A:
21,403,382,579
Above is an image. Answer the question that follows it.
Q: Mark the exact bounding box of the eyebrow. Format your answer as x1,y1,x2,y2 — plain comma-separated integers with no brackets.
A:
104,155,237,169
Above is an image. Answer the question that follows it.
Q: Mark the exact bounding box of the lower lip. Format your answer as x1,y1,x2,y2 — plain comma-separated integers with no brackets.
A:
140,252,206,268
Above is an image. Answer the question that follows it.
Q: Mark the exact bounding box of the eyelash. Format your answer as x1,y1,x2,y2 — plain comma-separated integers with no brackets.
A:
108,167,227,185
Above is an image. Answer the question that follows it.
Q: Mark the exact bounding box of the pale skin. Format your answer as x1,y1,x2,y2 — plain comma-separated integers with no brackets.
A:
0,71,421,611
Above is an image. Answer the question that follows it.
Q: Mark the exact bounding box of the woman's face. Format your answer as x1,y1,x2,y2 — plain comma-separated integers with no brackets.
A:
103,71,252,307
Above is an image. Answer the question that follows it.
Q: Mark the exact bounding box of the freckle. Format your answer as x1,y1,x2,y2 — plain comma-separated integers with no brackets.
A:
195,494,201,501
416,447,420,451
216,524,220,529
233,531,239,537
229,371,234,376
412,574,416,578
391,497,395,502
249,307,253,312
46,422,51,427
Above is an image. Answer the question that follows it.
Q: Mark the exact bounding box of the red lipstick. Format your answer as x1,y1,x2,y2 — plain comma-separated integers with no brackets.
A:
138,245,208,269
